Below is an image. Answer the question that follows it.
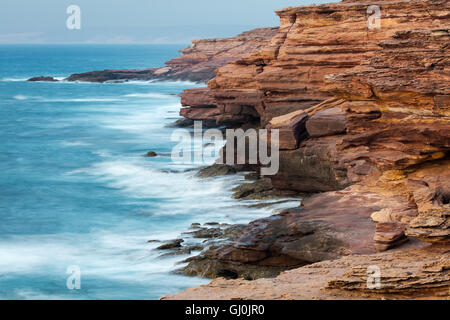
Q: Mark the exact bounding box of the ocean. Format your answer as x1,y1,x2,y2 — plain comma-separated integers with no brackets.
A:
0,45,298,299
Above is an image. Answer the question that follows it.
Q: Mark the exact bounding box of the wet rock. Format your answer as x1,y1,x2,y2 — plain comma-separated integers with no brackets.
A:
196,164,236,178
156,239,184,250
231,178,273,199
222,225,246,240
159,247,192,258
187,227,223,239
204,222,219,226
244,172,260,181
187,245,204,251
143,151,158,157
181,254,288,280
167,118,195,128
27,76,58,82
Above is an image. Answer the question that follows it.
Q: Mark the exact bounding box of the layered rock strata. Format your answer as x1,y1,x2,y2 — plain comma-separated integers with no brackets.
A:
174,1,449,298
180,0,448,127
163,244,449,300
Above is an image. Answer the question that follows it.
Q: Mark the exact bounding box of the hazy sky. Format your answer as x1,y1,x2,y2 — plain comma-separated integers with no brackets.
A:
0,0,335,44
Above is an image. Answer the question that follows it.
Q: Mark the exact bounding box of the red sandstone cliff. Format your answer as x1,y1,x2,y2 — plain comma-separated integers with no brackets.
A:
167,0,449,300
180,0,448,126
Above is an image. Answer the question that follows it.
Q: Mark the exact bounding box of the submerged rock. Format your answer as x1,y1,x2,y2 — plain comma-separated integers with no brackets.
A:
156,239,184,250
186,228,222,239
231,178,299,200
143,151,158,157
231,178,272,199
196,164,236,178
244,172,260,181
27,76,58,82
167,118,195,128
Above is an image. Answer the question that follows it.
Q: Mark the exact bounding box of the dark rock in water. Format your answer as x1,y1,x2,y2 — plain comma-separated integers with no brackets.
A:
66,69,157,83
196,164,236,178
231,178,302,200
187,227,222,239
244,172,260,181
222,225,246,241
156,239,184,250
231,178,273,199
147,240,161,243
204,222,219,226
159,247,193,258
27,76,58,82
187,245,204,251
144,151,158,157
190,223,201,229
181,255,290,280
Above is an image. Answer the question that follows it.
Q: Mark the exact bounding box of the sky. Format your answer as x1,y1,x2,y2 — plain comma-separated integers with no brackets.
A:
0,0,335,44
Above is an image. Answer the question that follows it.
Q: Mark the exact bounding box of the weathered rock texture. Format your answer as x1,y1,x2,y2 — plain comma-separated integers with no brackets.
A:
62,28,278,83
180,0,448,126
163,244,449,300
173,0,449,299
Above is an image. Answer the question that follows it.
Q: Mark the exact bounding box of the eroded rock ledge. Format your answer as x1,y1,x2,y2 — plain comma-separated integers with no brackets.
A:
163,244,449,300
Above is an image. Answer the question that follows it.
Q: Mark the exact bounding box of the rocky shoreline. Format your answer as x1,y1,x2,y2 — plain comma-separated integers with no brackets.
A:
165,0,449,300
30,0,449,300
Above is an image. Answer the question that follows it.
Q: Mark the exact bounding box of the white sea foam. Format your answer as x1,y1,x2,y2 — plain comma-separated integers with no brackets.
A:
12,95,123,103
60,141,91,147
1,77,29,82
13,95,28,100
2,76,300,299
68,158,297,224
99,103,181,134
43,98,123,102
2,77,68,83
0,229,188,282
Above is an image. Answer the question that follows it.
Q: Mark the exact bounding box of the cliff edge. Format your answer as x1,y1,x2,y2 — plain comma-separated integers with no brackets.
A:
165,0,449,300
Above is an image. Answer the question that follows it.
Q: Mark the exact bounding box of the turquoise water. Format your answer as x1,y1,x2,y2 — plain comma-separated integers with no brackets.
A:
0,45,297,299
